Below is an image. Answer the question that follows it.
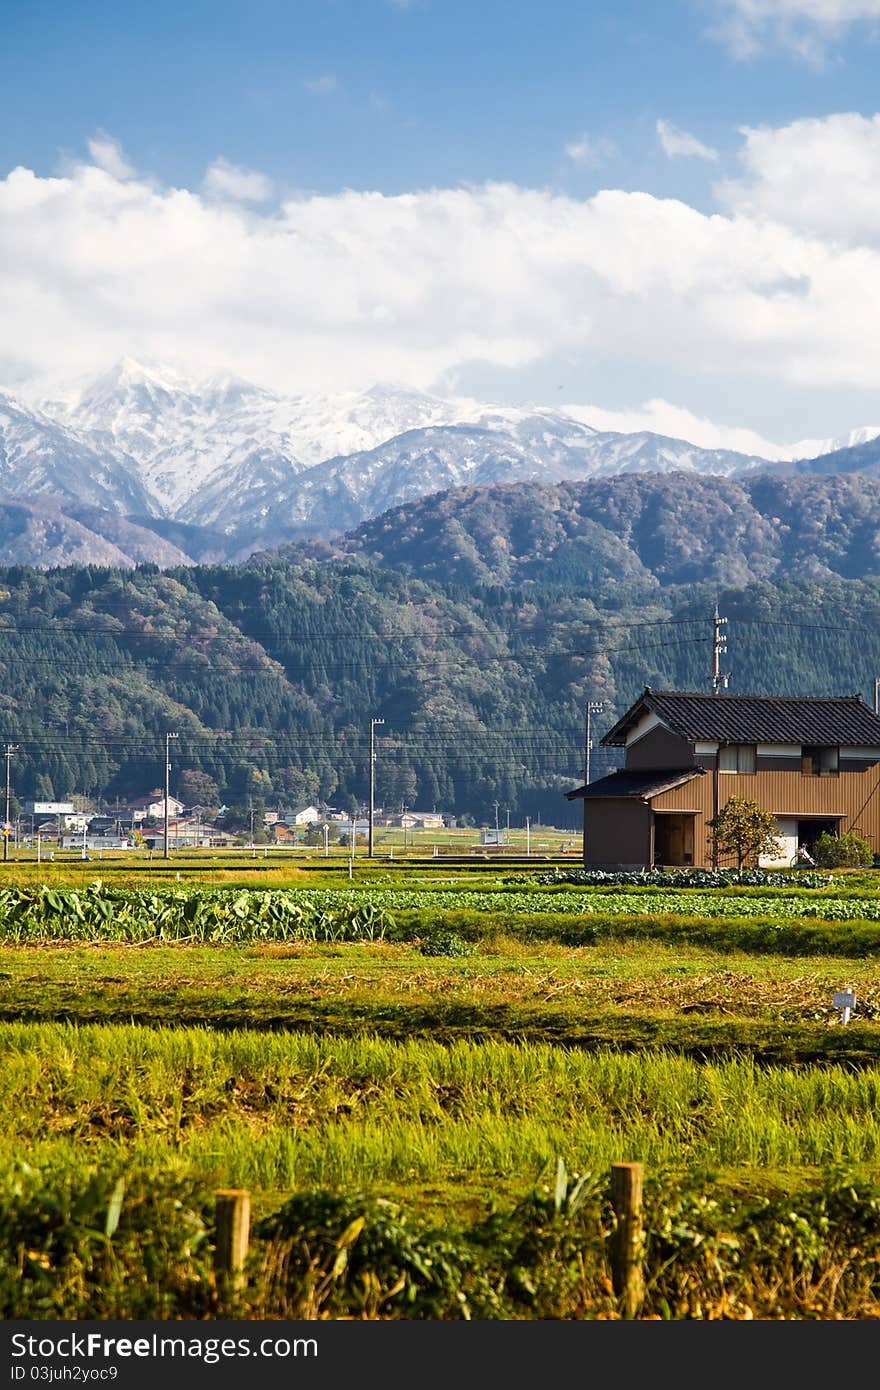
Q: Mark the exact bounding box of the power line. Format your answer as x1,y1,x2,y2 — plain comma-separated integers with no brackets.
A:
0,631,716,676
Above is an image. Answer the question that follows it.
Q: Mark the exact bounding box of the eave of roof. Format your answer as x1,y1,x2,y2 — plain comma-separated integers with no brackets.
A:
565,766,704,801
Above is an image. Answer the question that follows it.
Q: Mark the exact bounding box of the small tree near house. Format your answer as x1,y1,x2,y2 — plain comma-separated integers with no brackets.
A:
708,796,783,870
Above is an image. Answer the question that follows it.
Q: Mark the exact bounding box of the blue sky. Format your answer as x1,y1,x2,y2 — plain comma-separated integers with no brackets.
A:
5,0,880,200
3,0,880,447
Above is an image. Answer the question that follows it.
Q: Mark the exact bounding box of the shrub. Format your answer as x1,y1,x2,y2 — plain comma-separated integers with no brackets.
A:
0,1164,213,1319
418,930,477,957
812,832,873,869
254,1191,480,1318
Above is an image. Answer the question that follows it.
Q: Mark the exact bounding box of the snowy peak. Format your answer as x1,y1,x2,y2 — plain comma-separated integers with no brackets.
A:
4,358,880,561
790,425,880,460
0,389,151,515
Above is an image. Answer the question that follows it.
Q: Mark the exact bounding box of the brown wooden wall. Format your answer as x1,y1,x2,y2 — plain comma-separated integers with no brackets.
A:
583,799,653,869
651,766,880,867
623,726,695,770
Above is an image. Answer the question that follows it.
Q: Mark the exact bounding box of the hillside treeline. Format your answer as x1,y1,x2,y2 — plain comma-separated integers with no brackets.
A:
0,544,878,826
289,470,880,594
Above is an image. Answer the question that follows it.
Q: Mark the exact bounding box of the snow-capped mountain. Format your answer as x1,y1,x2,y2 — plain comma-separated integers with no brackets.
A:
217,416,775,542
4,357,880,565
790,425,880,459
38,359,482,516
0,390,150,514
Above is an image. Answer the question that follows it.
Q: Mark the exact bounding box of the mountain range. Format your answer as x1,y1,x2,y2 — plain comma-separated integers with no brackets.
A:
2,357,880,568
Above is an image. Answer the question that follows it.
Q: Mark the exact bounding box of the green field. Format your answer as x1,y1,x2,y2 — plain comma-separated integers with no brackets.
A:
2,857,880,1318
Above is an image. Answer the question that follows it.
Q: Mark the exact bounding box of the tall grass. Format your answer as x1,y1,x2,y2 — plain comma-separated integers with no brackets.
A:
6,1024,880,1188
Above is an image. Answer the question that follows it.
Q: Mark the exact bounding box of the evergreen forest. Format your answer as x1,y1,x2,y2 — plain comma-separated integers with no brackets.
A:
2,471,880,827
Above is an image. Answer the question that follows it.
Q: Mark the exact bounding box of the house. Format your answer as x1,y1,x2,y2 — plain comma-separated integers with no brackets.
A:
87,816,121,836
136,818,217,848
22,801,74,818
61,834,130,851
123,791,186,823
288,805,322,826
565,688,880,870
379,811,444,830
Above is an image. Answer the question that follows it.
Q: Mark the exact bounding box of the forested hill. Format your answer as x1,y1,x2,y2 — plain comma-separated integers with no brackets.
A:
277,471,880,594
0,554,879,827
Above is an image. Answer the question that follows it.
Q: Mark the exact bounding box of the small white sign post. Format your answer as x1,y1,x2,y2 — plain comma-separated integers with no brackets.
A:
833,988,856,1025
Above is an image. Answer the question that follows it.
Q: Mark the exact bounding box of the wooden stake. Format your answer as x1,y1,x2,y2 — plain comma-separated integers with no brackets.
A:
610,1162,644,1319
214,1188,251,1293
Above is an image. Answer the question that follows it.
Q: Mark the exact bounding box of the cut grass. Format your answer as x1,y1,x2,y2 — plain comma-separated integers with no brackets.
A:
0,940,876,1063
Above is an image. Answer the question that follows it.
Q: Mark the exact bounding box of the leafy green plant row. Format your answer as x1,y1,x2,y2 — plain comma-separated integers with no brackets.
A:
4,1156,880,1319
7,880,880,948
302,885,880,921
11,878,880,945
435,889,880,920
403,908,880,956
524,867,833,889
0,882,393,943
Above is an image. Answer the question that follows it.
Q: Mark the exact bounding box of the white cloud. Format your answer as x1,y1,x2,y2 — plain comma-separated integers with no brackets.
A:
656,119,719,162
86,132,135,180
304,75,338,94
5,130,880,414
203,158,274,203
565,133,617,165
718,112,880,242
562,398,795,457
707,0,880,59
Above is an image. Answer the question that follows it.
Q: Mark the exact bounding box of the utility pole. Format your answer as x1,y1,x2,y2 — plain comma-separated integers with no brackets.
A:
525,815,531,857
493,800,500,844
3,743,17,863
711,605,729,693
163,731,178,860
874,676,879,717
584,701,604,786
368,717,385,858
505,806,510,847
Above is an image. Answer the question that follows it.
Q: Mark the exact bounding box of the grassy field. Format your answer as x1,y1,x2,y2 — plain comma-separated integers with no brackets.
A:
2,857,880,1317
5,1021,880,1197
0,822,580,873
1,936,879,1063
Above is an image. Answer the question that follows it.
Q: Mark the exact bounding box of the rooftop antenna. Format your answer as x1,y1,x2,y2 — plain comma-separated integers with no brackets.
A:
711,604,729,694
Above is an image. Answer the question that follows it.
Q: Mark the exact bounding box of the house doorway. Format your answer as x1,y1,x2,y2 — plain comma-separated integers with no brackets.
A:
797,818,840,854
653,813,695,867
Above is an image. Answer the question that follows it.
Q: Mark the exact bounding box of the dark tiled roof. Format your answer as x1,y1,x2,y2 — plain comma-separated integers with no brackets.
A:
565,767,704,801
601,689,880,747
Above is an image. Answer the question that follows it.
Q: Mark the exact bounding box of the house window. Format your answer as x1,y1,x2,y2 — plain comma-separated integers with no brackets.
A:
718,743,756,774
802,745,839,776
